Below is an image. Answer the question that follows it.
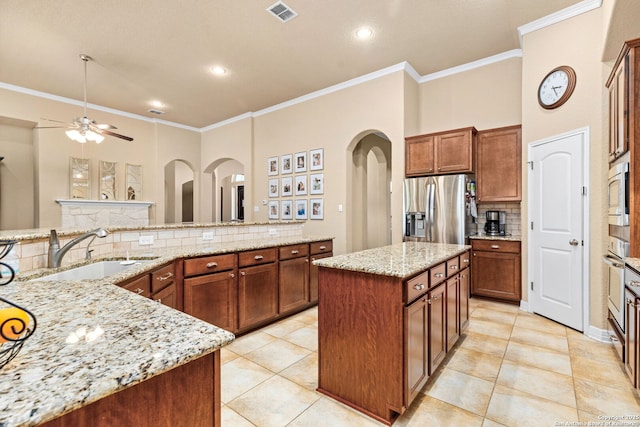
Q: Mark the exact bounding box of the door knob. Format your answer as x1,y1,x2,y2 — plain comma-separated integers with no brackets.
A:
569,239,579,246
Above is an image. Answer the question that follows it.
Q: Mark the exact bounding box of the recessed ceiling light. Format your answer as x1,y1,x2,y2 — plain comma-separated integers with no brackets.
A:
355,27,373,39
210,66,227,75
151,100,164,108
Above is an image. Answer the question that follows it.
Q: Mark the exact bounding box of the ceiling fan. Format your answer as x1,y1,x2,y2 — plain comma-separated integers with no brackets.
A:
37,54,133,143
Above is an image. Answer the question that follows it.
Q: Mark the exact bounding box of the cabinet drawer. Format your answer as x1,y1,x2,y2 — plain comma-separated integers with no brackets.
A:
120,274,151,298
406,271,429,303
311,240,333,255
460,251,471,269
279,244,309,260
471,239,520,253
184,253,236,277
239,247,277,267
446,257,460,276
151,263,175,293
430,263,446,287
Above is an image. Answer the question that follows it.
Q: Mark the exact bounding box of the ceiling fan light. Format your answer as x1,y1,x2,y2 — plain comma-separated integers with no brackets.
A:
85,130,104,143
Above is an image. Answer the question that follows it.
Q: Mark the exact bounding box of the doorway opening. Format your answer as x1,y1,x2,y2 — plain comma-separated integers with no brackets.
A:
164,159,195,224
347,131,392,252
204,159,245,222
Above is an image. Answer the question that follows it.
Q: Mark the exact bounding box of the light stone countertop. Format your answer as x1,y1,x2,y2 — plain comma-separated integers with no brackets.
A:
467,232,521,241
0,234,333,427
313,241,470,279
626,257,640,274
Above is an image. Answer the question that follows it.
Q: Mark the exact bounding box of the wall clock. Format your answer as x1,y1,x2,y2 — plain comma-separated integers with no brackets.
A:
537,65,577,110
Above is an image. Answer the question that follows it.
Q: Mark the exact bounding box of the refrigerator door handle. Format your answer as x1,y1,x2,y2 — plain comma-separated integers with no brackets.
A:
426,178,435,242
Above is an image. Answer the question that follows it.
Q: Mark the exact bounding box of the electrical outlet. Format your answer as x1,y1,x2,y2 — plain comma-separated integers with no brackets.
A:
268,228,277,236
139,235,154,245
202,231,214,240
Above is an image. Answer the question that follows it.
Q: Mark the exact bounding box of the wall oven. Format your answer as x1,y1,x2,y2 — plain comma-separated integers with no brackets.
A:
605,236,629,332
608,162,629,226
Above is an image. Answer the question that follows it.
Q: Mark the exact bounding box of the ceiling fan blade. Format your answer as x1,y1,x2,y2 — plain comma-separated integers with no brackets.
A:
95,123,117,130
40,117,70,124
100,129,133,142
34,126,69,129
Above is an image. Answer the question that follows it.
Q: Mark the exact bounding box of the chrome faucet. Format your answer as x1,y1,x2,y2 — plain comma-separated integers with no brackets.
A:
47,228,108,268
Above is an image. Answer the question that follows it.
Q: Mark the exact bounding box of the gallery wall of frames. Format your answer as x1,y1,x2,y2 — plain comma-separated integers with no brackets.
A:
267,148,324,221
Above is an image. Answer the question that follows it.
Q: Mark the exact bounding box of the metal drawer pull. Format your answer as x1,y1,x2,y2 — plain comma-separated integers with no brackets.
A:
428,294,442,304
135,288,144,295
413,284,425,291
434,273,444,278
319,245,326,250
241,271,246,276
291,250,299,254
157,272,174,281
491,245,500,249
254,255,264,260
305,259,309,263
206,262,218,268
463,259,469,263
630,280,640,287
229,273,235,278
450,265,458,270
156,299,162,304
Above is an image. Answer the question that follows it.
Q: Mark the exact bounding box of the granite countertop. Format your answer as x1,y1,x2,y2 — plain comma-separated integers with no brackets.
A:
626,257,640,274
313,241,469,279
467,232,521,241
0,234,333,427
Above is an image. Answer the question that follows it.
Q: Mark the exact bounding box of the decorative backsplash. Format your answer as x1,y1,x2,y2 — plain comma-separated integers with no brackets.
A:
471,202,522,237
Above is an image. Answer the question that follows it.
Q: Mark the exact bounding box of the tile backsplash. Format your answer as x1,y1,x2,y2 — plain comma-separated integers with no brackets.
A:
470,202,522,237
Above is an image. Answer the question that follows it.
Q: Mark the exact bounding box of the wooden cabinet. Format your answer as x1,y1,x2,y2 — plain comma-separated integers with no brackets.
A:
405,293,429,403
238,248,278,331
476,125,522,202
405,127,476,177
607,45,629,162
119,262,178,309
625,287,638,386
446,276,459,352
428,282,447,373
471,239,521,302
310,240,333,303
459,252,470,330
279,244,310,314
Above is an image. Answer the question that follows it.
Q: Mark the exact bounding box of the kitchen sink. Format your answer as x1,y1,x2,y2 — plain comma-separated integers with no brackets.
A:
34,260,152,281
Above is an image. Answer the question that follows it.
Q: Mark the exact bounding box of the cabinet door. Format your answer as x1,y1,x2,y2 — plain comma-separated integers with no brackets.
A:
428,284,446,374
459,269,470,330
625,288,637,386
471,250,521,302
446,276,459,351
152,283,177,309
435,129,473,173
310,252,332,303
476,125,522,202
279,257,310,314
238,263,278,330
405,296,428,404
120,274,151,298
405,135,435,176
184,270,237,332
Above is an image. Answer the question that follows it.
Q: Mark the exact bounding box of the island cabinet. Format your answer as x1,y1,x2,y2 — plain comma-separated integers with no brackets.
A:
183,253,238,332
237,247,278,332
309,240,333,303
471,239,521,302
405,127,477,177
317,246,469,425
279,244,310,314
118,262,179,310
475,125,522,202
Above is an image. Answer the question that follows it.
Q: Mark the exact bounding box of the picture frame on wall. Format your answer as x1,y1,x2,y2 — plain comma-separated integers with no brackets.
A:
295,199,308,220
281,200,293,220
295,175,307,196
281,154,293,174
310,198,323,220
268,157,278,176
309,173,324,195
268,201,279,219
294,151,307,173
309,148,323,171
268,178,279,198
281,176,293,196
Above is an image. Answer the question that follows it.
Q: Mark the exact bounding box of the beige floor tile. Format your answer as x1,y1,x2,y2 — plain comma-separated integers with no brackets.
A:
395,394,484,427
288,396,385,427
470,307,517,325
221,404,255,427
496,359,576,408
458,332,509,358
444,347,503,382
574,377,640,415
261,317,308,338
465,318,513,341
578,409,608,423
470,298,520,314
280,352,319,391
283,325,319,351
509,326,569,353
514,312,567,336
503,341,572,376
220,347,240,365
570,354,632,391
486,385,579,426
288,308,318,325
244,338,312,373
228,375,320,427
226,330,277,355
221,356,274,403
567,329,621,364
482,419,507,427
424,368,494,416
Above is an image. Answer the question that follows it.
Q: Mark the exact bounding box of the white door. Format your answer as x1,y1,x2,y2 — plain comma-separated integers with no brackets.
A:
529,128,588,331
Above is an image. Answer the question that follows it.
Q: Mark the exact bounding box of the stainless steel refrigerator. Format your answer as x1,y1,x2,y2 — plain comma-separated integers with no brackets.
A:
403,175,468,244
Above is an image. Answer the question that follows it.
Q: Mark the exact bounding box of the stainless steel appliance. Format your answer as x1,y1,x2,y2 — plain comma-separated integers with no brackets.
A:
604,236,629,332
403,175,468,244
484,210,506,236
608,162,629,226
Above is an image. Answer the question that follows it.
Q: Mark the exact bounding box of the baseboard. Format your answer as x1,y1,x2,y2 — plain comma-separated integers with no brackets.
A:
586,325,613,343
519,300,530,312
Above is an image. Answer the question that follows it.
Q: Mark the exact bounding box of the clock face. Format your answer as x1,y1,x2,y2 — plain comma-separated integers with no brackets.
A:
538,66,576,109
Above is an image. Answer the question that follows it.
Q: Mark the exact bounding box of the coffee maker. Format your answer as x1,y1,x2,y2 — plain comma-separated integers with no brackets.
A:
484,210,506,236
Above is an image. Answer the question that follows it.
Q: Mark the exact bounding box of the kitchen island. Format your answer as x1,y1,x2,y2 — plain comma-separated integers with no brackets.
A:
314,242,471,425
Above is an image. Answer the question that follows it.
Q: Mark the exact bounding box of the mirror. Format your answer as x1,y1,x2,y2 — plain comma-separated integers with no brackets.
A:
70,157,90,199
126,164,142,200
99,160,117,200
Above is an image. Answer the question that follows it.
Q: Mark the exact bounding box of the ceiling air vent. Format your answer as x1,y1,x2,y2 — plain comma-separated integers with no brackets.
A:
148,109,165,115
267,1,297,22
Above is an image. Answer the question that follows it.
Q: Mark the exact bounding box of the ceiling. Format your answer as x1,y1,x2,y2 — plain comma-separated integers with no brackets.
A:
0,0,582,129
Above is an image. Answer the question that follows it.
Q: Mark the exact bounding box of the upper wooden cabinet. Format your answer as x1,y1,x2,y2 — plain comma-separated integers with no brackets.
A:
607,41,630,162
476,125,522,202
405,127,476,177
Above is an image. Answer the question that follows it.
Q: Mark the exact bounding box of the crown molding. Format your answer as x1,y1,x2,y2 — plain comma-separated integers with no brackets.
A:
517,0,602,45
419,49,523,83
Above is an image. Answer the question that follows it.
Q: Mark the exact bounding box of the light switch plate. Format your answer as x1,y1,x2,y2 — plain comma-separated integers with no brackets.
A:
268,228,277,236
139,235,154,245
202,231,214,240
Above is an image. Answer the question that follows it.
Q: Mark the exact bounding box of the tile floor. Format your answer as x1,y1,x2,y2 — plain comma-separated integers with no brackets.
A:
220,298,640,426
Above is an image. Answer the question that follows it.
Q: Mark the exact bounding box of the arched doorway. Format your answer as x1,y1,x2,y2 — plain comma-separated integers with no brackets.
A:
203,158,244,222
164,159,195,223
347,132,392,252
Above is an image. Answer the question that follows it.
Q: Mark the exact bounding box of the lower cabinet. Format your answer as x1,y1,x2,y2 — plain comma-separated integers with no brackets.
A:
238,248,278,331
446,276,459,352
184,270,237,332
118,262,177,309
405,295,428,403
459,266,470,330
310,241,334,303
625,287,638,386
471,239,521,302
429,283,447,373
279,244,310,314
